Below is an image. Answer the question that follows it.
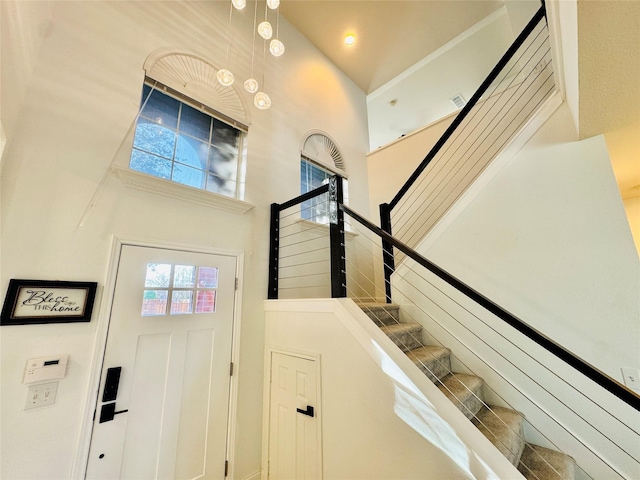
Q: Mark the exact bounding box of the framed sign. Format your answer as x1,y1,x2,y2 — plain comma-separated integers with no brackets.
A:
1,279,98,325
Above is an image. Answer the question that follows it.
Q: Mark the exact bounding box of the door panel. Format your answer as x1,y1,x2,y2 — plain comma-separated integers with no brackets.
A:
175,328,215,479
86,245,236,479
268,353,320,480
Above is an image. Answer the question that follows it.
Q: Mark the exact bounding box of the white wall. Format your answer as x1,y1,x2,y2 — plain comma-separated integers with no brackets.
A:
264,298,524,480
624,197,640,254
0,2,370,479
386,103,639,478
369,98,638,385
421,103,639,381
0,0,53,142
366,8,516,151
367,112,456,219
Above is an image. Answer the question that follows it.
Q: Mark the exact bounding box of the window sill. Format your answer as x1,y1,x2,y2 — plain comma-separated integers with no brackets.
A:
113,166,254,215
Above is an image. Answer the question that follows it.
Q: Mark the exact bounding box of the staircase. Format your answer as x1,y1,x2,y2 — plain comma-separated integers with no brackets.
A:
359,302,577,480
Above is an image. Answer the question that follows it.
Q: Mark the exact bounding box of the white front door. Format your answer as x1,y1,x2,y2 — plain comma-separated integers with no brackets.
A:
268,352,320,480
86,244,237,479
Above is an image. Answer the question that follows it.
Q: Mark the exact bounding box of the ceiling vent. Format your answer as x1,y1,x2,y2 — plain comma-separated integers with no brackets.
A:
450,94,466,109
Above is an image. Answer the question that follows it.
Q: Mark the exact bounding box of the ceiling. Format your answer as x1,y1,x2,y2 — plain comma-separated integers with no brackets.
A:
281,0,639,205
281,0,538,149
280,1,504,94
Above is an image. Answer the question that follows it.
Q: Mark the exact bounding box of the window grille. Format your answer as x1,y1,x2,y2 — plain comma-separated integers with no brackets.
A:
129,81,245,199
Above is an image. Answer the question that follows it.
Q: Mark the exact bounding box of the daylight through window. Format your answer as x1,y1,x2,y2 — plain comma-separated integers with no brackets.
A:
141,263,219,316
130,83,244,198
300,158,349,224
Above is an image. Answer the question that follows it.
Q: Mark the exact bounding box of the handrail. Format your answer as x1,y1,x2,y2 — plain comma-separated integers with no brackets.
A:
268,181,337,300
278,183,330,210
341,203,640,411
388,5,546,211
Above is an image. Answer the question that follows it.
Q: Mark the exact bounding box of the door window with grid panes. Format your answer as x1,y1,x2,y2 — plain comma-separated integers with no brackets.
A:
130,84,244,198
141,263,219,316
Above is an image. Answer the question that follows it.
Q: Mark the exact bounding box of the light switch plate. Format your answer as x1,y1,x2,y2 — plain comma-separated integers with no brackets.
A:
25,382,58,410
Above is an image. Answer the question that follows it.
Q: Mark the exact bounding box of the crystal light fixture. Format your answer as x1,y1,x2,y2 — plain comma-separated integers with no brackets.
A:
269,8,285,57
216,0,282,109
258,21,272,40
217,69,235,86
254,91,271,110
244,78,259,93
244,0,259,93
269,39,284,57
218,2,235,87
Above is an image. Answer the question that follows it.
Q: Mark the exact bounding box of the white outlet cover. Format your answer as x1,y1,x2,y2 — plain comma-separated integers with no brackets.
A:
25,382,58,410
621,367,640,390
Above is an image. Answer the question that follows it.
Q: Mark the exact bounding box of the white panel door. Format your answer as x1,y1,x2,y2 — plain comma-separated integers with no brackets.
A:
86,244,237,479
268,352,320,480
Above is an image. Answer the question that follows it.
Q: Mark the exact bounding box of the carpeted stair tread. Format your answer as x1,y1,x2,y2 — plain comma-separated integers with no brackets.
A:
358,303,400,326
472,406,526,466
359,302,576,480
518,444,576,480
406,345,451,381
438,373,485,419
380,322,423,351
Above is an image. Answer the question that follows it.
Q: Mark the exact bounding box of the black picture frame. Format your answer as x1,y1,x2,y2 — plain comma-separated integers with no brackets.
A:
1,279,98,325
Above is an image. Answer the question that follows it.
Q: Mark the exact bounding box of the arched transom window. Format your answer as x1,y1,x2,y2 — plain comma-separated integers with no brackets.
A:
300,132,348,223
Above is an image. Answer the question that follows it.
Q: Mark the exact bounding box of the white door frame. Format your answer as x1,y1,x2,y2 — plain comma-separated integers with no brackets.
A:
261,346,323,479
72,236,244,479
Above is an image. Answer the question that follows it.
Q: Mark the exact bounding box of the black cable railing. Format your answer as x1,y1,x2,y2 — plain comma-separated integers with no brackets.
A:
268,177,640,410
343,203,640,412
380,5,555,296
266,3,639,477
338,207,639,479
267,176,640,478
387,6,547,213
268,181,344,301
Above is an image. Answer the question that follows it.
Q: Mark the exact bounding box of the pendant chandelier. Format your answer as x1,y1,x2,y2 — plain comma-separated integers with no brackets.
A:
217,0,285,110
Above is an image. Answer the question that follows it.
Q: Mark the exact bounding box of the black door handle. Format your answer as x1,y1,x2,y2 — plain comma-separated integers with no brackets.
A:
296,405,315,417
99,367,126,423
99,402,129,423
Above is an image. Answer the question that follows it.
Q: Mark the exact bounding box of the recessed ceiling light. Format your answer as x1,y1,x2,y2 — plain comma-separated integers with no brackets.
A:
344,34,356,46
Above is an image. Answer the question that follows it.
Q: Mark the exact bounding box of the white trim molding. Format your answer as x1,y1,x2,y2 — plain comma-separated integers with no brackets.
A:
144,48,251,127
112,166,254,215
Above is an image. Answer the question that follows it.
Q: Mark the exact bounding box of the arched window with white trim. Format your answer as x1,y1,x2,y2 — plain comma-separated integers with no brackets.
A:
127,50,249,201
300,132,348,223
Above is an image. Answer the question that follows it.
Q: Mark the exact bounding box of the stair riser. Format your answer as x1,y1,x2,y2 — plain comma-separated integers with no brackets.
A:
359,303,576,480
439,375,485,420
363,308,399,326
518,444,576,480
386,330,422,352
449,390,484,420
472,407,526,467
415,355,451,382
